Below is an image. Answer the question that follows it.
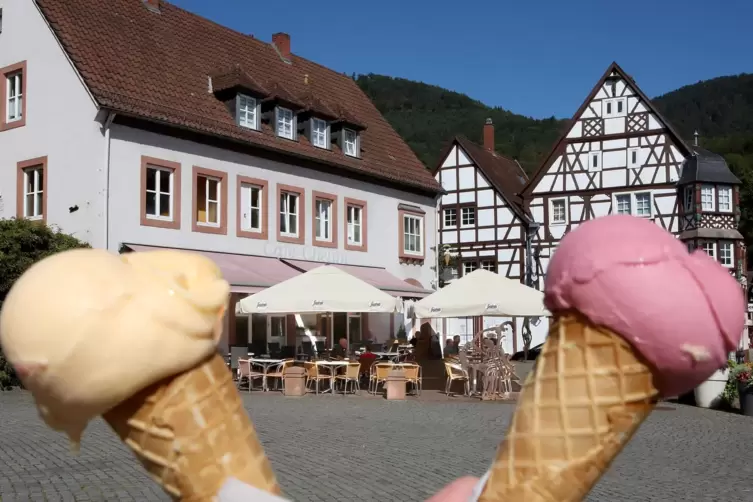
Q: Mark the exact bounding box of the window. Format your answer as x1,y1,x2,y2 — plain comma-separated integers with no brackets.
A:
312,192,337,247
700,185,715,211
684,185,694,212
462,261,478,276
141,156,181,229
718,186,732,213
443,208,457,227
480,260,496,272
17,159,45,221
146,166,174,220
6,71,22,123
1,61,26,130
239,178,266,237
635,192,651,218
343,128,358,157
279,191,299,237
402,213,424,257
719,241,734,268
461,207,476,226
701,241,716,259
344,198,367,251
615,194,631,215
196,175,221,226
588,151,601,171
311,118,328,149
604,97,626,118
613,191,652,218
550,198,567,225
238,95,257,130
628,148,641,168
276,107,294,139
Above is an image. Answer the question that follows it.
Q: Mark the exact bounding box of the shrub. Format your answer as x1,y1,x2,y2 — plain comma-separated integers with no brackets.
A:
0,219,90,389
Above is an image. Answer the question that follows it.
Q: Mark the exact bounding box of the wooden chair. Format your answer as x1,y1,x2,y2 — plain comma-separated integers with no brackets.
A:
266,359,295,392
444,362,469,397
335,362,361,395
369,362,394,395
236,359,264,392
304,361,330,394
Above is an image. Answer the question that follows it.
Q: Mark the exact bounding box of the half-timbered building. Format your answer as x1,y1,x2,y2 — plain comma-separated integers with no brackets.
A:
521,61,745,289
433,119,531,284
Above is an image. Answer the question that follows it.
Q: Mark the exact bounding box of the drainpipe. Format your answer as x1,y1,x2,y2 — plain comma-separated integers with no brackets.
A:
102,111,115,250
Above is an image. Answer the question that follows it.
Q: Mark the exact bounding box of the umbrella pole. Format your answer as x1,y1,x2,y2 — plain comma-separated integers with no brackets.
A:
330,312,334,352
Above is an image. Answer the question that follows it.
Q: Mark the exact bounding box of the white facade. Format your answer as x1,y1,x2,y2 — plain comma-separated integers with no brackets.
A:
0,0,439,349
525,67,687,286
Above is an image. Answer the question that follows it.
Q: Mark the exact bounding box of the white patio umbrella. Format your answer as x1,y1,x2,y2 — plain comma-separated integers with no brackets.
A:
238,265,400,352
237,265,400,314
412,268,550,318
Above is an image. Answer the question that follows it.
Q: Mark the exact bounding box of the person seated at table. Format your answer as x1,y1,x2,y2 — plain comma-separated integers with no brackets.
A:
358,343,377,364
444,338,457,356
330,337,349,359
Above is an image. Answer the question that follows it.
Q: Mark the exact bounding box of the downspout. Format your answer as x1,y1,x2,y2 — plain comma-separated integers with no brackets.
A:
103,111,115,250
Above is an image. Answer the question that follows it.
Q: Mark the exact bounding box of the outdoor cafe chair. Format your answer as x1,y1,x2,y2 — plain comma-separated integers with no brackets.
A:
334,362,361,395
443,361,470,397
236,359,265,392
304,361,330,394
265,359,295,392
369,362,394,395
402,363,422,396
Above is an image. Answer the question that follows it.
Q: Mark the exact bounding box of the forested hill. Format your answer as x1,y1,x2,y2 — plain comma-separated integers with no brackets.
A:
355,73,753,173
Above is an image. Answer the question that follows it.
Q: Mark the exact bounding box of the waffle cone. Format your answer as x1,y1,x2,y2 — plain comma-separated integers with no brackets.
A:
479,312,659,502
102,353,280,501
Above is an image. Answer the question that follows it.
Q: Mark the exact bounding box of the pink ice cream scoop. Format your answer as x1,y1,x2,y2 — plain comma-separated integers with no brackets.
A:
544,214,745,397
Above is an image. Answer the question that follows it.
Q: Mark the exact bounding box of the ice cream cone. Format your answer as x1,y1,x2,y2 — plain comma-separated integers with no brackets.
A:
478,311,659,502
103,353,280,501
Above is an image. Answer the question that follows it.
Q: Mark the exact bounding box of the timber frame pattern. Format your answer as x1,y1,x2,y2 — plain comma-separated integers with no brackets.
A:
434,61,744,291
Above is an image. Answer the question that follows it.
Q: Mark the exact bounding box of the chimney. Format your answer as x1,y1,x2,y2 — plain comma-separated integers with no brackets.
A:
143,0,160,12
483,118,494,151
272,33,291,60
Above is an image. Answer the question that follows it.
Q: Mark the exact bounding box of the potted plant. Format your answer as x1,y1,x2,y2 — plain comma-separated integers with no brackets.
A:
694,362,730,409
731,362,753,416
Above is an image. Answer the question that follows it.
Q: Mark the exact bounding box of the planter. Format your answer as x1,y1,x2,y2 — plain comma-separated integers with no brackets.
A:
738,381,753,417
694,369,728,408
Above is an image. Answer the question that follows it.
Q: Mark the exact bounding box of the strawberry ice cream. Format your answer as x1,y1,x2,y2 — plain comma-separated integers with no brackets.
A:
544,214,745,397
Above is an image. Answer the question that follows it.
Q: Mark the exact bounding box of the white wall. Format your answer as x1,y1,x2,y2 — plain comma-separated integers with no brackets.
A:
108,125,439,288
0,0,104,244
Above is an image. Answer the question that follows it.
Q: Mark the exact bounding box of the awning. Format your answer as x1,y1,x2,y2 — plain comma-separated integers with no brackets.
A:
281,259,433,298
122,244,301,294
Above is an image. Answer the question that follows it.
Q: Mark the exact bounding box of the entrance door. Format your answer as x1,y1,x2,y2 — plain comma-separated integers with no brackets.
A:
250,314,267,355
268,316,286,354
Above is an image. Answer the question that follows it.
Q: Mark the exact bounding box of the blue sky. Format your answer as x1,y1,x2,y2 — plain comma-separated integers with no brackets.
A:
172,0,753,119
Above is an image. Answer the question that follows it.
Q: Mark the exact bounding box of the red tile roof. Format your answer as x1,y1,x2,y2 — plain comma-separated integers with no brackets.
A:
36,0,441,193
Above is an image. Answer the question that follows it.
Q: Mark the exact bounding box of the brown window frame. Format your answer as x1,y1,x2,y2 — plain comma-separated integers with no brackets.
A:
277,184,305,244
16,156,47,223
191,166,228,235
236,175,269,240
343,197,367,252
312,191,338,248
398,207,426,261
1,61,27,132
140,156,182,230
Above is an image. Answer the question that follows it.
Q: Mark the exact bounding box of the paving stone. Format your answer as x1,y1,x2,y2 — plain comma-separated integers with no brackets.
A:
0,389,751,501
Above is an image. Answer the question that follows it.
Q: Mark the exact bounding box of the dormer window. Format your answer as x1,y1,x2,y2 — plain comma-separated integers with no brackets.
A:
237,95,258,130
311,117,329,149
343,128,358,157
276,107,295,140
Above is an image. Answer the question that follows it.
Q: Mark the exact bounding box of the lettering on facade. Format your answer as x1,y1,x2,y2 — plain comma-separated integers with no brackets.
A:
264,244,348,264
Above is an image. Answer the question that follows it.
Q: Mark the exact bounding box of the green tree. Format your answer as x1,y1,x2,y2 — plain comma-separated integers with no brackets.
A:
0,219,90,389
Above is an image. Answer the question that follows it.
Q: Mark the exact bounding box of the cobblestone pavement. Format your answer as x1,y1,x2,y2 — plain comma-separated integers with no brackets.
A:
1,389,752,502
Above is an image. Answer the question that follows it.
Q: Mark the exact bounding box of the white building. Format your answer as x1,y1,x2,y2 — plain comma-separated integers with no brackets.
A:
0,0,442,355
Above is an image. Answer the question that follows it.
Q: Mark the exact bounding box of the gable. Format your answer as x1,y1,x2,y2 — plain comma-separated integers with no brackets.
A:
523,62,691,196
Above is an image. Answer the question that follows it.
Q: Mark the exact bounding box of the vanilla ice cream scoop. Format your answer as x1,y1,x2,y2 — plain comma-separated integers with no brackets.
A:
0,248,230,447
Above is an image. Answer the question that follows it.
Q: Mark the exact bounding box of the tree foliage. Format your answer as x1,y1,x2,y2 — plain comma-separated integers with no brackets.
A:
0,219,90,389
